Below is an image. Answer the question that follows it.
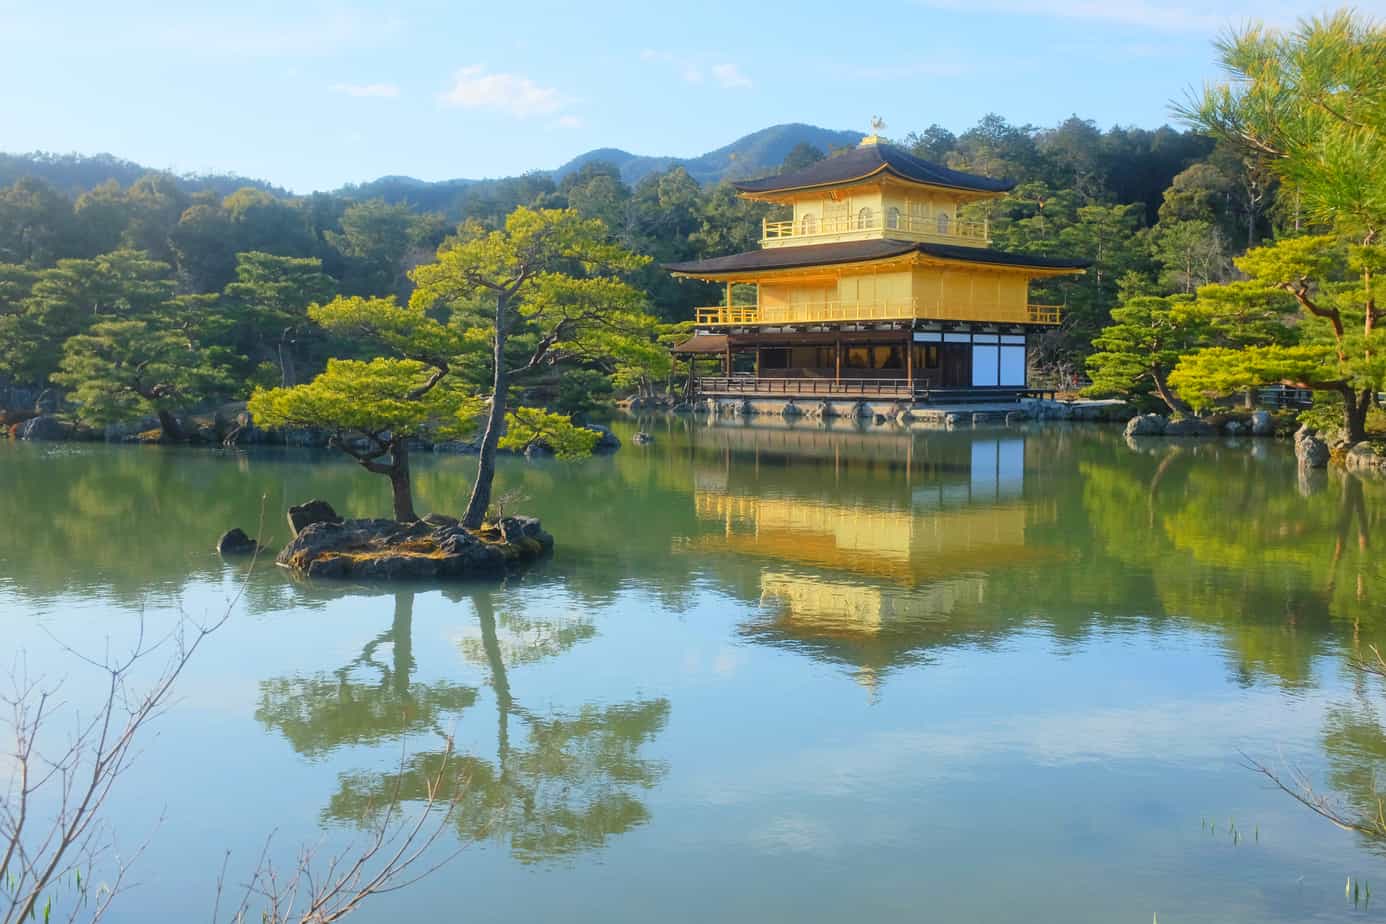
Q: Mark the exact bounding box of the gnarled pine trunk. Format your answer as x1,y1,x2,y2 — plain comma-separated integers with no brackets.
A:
1150,365,1193,417
388,440,417,522
1342,386,1372,446
462,295,509,530
156,408,185,442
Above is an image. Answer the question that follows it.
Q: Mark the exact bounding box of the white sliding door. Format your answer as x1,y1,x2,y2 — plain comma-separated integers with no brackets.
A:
971,334,999,386
999,346,1026,386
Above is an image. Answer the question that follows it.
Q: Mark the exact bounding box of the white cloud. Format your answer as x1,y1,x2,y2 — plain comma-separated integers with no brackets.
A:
711,63,752,89
641,50,753,90
331,82,400,98
439,65,564,118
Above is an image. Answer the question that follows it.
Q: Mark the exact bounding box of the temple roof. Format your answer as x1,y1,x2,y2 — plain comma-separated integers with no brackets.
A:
733,143,1015,196
665,239,1090,277
671,333,728,354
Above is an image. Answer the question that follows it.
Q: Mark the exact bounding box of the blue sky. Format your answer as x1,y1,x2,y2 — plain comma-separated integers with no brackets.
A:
2,0,1381,192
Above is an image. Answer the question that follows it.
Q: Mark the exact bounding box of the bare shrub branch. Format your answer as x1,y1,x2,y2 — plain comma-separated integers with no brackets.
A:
218,736,467,924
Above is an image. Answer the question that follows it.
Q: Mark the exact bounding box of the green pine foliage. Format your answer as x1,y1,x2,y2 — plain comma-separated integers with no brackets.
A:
52,316,231,438
5,16,1386,446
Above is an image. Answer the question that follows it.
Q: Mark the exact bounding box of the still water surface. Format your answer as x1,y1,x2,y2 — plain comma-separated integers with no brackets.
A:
3,419,1386,922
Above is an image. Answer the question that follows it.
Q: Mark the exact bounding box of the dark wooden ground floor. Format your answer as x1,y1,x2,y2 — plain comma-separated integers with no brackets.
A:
681,324,1039,401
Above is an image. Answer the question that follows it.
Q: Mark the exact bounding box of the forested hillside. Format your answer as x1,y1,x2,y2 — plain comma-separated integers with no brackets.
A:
4,123,863,214
0,152,285,200
0,111,1286,412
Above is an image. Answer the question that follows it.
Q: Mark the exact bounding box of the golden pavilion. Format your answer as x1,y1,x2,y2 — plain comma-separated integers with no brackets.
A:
668,130,1087,404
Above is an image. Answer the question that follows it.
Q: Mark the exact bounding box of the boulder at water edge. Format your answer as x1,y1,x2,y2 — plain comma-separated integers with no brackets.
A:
288,499,344,536
1345,442,1386,476
1163,417,1215,437
1250,410,1275,437
1124,414,1167,437
583,424,620,451
217,528,259,555
275,514,553,581
1294,425,1329,468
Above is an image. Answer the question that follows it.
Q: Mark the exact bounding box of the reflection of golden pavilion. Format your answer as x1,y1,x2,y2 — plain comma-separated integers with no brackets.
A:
758,571,986,637
690,434,1056,669
692,490,1045,585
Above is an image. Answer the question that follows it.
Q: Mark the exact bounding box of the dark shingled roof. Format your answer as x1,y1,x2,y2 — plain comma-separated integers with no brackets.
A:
671,333,729,354
733,143,1015,195
665,239,1089,276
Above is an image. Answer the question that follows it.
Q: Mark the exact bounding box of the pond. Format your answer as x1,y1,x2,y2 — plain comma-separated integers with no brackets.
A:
3,419,1386,922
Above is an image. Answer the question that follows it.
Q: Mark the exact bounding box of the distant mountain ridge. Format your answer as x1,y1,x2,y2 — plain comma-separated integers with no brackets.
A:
0,123,863,206
0,151,286,200
550,123,864,185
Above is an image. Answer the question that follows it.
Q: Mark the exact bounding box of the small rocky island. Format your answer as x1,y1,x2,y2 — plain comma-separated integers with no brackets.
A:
233,500,554,580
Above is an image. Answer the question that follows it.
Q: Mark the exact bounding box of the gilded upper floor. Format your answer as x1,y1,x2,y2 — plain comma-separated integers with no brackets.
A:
667,238,1087,327
663,137,1089,328
733,138,1013,250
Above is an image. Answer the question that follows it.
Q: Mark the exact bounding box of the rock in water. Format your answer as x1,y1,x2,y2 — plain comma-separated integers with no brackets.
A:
275,515,552,581
632,431,654,445
583,423,622,452
498,516,555,553
217,528,259,555
287,499,343,537
1250,410,1275,437
1124,414,1168,437
1163,417,1214,436
1294,425,1329,468
1345,442,1386,475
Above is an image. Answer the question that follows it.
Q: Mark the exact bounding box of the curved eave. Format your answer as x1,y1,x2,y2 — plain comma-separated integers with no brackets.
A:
666,242,1090,282
733,165,1015,201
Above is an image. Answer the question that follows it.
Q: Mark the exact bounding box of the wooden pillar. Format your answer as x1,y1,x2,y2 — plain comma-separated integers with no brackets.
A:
834,339,842,384
905,331,914,388
726,281,733,308
724,343,732,377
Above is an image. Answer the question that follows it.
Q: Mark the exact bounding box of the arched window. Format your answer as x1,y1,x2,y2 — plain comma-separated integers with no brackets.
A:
937,212,951,234
857,207,874,229
800,213,818,236
886,207,902,230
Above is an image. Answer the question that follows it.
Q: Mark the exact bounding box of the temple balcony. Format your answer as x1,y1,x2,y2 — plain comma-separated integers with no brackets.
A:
694,300,1062,327
761,214,989,248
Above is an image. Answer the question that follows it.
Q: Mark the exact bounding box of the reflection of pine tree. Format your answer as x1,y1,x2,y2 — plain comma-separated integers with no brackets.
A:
258,589,668,862
1078,445,1386,687
255,592,478,756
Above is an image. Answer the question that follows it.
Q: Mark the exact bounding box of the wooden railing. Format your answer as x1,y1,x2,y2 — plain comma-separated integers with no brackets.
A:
762,213,989,245
693,376,1058,402
694,301,1063,326
695,375,917,397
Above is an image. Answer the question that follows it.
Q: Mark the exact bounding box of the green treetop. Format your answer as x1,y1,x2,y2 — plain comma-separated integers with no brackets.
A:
1085,296,1213,413
0,249,173,386
249,353,483,522
1174,12,1386,440
221,251,336,388
1170,235,1386,434
52,305,232,441
409,207,654,529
